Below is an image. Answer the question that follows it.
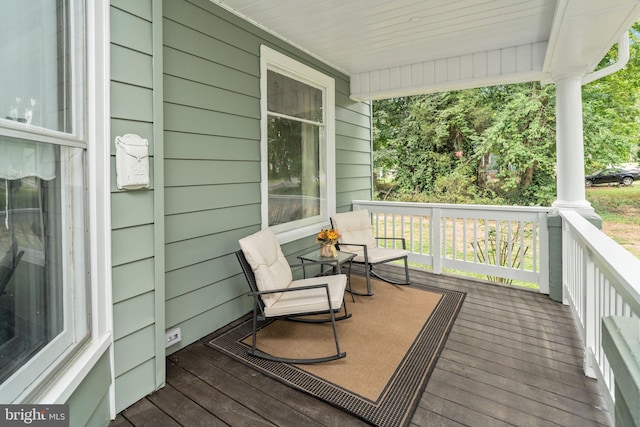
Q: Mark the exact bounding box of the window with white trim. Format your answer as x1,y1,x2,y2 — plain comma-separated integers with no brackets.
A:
0,0,95,402
260,46,335,242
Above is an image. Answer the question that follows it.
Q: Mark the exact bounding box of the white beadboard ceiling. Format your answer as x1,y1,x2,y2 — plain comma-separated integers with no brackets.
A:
211,0,640,99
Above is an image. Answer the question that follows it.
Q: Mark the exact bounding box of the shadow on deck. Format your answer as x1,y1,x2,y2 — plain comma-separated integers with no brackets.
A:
110,266,611,427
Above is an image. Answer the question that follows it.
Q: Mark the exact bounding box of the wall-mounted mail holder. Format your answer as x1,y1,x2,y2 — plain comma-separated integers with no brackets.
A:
115,134,150,190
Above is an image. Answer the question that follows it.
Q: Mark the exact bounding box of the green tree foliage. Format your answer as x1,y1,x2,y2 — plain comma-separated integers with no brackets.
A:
392,91,492,195
373,23,640,206
583,23,640,170
474,83,557,205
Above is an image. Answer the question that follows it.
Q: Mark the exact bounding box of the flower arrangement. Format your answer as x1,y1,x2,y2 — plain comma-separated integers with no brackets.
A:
317,228,339,257
316,228,340,243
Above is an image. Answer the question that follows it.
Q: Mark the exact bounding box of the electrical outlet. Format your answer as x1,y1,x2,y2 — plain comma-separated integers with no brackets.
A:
165,327,182,347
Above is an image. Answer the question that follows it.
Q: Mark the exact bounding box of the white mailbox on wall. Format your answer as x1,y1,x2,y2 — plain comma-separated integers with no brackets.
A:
115,134,150,190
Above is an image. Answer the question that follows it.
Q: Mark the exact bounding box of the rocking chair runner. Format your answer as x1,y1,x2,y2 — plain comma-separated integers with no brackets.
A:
237,228,351,364
331,209,410,296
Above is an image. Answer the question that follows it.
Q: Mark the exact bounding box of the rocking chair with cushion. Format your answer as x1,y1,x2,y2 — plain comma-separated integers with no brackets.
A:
237,228,351,364
331,209,410,296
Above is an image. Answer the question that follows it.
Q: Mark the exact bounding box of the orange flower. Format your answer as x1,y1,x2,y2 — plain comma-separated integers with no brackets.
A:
316,228,340,243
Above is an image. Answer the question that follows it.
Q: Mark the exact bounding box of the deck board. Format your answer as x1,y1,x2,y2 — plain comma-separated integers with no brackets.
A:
111,267,612,427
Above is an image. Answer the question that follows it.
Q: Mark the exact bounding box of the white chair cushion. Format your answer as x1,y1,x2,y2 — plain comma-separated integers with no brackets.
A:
351,247,409,264
264,274,347,317
239,228,292,309
332,209,409,263
331,209,377,253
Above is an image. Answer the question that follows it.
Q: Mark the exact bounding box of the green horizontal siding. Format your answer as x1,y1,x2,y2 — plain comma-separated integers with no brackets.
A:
337,163,373,179
170,295,252,348
165,183,259,215
165,253,240,300
111,192,155,229
66,351,111,427
111,225,155,266
164,159,259,186
337,134,373,152
166,205,259,243
111,82,154,122
166,275,246,326
163,103,259,138
114,325,156,377
337,150,374,165
165,225,259,272
337,177,373,193
161,0,372,359
111,6,153,54
112,258,155,303
164,75,259,119
163,19,258,74
110,0,162,415
112,0,152,21
113,291,155,340
163,47,258,97
114,358,156,413
111,44,153,88
164,0,258,55
164,132,259,161
336,119,371,140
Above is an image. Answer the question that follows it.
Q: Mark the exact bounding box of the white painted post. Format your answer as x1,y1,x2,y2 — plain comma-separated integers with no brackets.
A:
552,76,594,214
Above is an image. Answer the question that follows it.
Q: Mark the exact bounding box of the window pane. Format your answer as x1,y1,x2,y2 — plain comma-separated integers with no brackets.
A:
0,138,82,383
267,71,323,122
0,1,88,400
268,116,321,226
0,1,74,133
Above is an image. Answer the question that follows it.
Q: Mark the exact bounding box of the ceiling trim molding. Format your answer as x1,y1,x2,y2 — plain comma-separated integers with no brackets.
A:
350,42,548,101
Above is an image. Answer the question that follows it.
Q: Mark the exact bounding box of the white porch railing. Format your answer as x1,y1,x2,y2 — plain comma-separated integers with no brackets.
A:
352,200,552,292
560,209,640,412
351,200,640,412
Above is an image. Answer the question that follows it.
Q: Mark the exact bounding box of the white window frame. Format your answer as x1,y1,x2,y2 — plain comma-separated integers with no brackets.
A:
260,45,336,243
0,0,112,404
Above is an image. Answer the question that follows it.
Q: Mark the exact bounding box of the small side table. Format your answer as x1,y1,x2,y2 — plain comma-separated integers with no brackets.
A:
298,249,356,301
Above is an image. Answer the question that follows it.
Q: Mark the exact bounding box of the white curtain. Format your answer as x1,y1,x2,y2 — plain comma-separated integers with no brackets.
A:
0,139,56,181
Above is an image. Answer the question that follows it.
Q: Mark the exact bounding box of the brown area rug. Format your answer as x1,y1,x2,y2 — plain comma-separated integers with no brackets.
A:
207,276,465,427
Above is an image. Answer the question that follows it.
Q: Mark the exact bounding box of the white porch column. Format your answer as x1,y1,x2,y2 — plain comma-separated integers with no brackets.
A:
552,76,593,213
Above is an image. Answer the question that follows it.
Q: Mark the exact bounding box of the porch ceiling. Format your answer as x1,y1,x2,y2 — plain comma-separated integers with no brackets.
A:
211,0,640,100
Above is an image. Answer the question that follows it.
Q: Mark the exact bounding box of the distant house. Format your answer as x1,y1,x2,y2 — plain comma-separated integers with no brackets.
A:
2,1,639,425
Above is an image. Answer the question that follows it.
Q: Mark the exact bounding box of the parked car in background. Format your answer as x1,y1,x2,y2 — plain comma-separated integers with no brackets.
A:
585,167,640,187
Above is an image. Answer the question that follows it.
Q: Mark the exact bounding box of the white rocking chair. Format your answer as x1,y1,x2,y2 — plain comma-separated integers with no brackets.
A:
237,228,351,364
331,209,410,296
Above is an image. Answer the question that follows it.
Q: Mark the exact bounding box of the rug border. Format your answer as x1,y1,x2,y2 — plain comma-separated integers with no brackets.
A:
207,282,465,427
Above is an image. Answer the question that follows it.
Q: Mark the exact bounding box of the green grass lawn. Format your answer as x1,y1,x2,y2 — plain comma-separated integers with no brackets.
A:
587,181,640,258
587,182,640,225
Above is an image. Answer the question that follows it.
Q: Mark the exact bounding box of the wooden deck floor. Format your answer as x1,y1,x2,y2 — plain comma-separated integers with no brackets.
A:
109,267,611,427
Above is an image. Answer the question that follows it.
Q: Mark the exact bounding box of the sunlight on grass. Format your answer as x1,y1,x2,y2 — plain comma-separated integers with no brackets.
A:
587,182,640,258
588,182,640,223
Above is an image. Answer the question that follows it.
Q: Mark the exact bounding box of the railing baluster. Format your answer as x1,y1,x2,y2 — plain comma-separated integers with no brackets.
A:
484,219,489,265
532,221,538,272
409,215,413,252
352,200,551,286
419,215,424,255
452,216,457,260
463,218,468,262
473,218,478,263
